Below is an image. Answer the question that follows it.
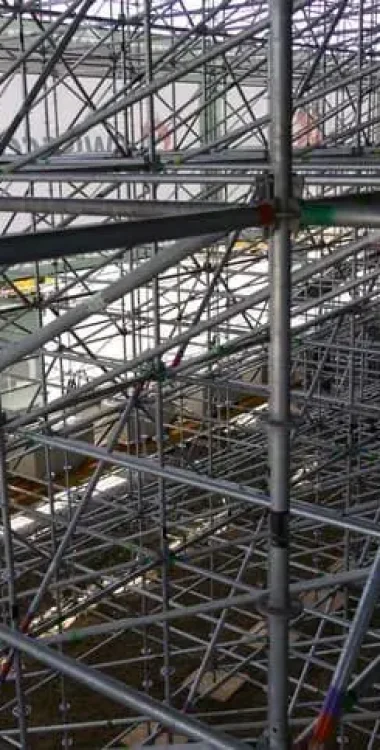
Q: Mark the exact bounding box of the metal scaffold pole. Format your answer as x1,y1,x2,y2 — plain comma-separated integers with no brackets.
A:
267,0,292,745
1,0,380,747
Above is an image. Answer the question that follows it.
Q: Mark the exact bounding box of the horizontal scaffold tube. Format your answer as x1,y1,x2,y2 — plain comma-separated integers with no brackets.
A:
0,196,231,217
0,204,274,264
23,431,380,542
30,569,372,648
0,191,379,268
301,191,380,228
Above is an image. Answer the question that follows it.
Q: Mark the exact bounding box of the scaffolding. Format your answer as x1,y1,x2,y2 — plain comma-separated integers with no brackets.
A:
0,0,380,748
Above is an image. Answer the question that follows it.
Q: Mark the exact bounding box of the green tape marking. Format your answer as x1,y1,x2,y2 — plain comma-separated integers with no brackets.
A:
69,630,82,643
300,203,336,227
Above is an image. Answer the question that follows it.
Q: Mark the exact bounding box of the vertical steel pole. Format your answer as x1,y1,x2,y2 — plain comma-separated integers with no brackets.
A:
144,0,172,708
267,0,292,745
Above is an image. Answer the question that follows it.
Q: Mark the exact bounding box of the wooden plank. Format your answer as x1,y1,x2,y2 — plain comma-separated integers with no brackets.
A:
121,722,187,748
245,619,300,648
181,669,249,702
